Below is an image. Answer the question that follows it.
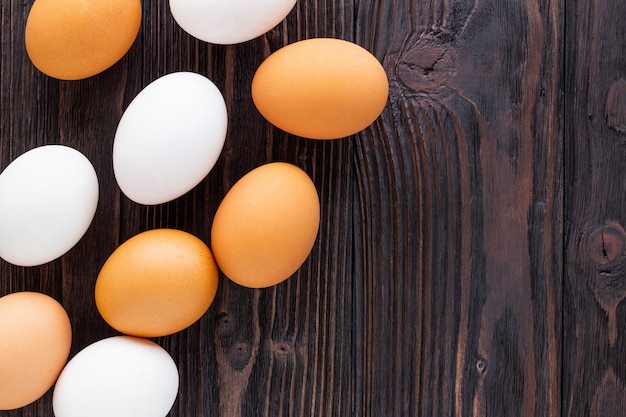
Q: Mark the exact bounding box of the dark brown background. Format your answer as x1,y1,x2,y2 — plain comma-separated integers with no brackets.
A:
1,0,625,416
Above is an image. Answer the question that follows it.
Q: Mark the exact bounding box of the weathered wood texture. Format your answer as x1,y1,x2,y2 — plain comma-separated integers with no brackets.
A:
0,0,624,416
564,0,626,416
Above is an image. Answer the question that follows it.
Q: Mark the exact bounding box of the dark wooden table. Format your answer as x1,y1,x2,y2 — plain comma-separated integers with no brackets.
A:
1,0,625,416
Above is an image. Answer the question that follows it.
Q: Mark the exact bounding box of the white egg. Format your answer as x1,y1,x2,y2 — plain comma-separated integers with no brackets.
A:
52,336,179,417
0,145,98,267
169,0,297,45
113,71,227,205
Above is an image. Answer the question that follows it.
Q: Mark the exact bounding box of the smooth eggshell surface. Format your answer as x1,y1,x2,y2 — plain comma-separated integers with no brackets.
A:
113,72,228,205
0,145,99,267
95,229,219,337
52,336,179,417
211,162,320,288
0,292,72,410
252,38,389,139
25,0,141,80
169,0,297,44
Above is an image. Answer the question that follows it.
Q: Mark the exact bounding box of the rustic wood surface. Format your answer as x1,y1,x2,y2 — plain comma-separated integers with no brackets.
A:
0,0,624,416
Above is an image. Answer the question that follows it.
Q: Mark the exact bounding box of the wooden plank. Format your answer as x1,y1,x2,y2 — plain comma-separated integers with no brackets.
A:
353,0,563,415
204,2,357,416
564,0,626,415
3,0,624,416
2,0,358,416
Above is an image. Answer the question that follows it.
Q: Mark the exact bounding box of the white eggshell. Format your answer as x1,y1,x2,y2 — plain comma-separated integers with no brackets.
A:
52,336,179,417
169,0,297,44
0,145,98,267
113,71,227,205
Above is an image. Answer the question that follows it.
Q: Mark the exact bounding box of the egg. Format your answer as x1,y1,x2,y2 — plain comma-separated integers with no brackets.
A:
95,229,219,337
52,336,179,417
25,0,141,80
169,0,297,44
0,145,99,267
113,72,228,205
211,162,320,288
251,38,389,139
0,292,72,410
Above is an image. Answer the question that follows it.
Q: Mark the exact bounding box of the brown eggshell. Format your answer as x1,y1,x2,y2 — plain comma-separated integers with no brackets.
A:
0,292,72,410
95,229,219,338
211,162,320,288
251,38,389,139
25,0,142,80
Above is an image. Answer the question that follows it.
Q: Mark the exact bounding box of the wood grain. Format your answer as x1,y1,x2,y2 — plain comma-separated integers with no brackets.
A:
355,0,563,416
0,0,624,416
564,0,626,415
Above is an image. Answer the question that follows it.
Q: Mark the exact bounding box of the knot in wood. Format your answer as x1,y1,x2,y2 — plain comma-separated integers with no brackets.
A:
386,32,456,97
588,222,626,270
585,222,626,326
272,342,293,355
223,342,253,371
475,358,487,375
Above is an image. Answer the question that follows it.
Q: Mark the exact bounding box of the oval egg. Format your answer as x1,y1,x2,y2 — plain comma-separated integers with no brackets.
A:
52,336,179,417
25,0,141,80
0,145,99,267
251,38,389,139
0,292,72,410
113,72,228,205
211,162,320,288
95,228,219,337
169,0,297,44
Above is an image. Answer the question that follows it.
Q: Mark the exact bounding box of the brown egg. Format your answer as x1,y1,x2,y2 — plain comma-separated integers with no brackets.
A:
251,38,389,139
0,292,72,410
211,162,320,288
25,0,141,80
95,229,219,338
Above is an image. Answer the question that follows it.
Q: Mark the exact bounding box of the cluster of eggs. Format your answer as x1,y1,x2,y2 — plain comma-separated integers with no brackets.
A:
1,0,389,415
